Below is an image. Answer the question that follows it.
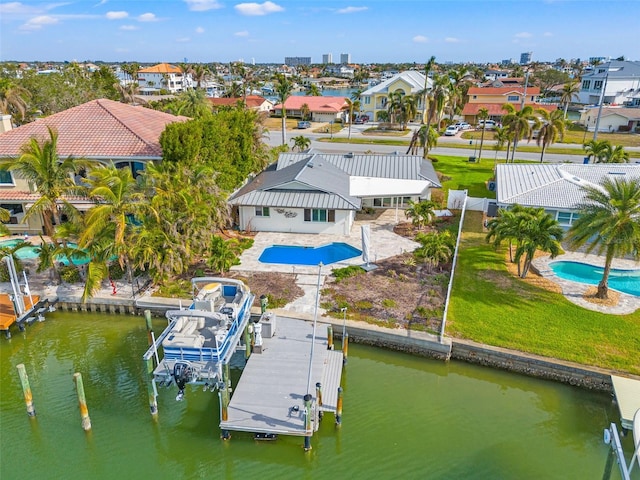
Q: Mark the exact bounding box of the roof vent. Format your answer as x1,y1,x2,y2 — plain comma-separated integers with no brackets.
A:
308,161,314,168
608,171,625,175
345,152,353,158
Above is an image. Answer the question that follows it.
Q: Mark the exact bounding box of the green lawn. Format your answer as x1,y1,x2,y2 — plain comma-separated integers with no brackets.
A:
447,211,640,374
430,155,496,198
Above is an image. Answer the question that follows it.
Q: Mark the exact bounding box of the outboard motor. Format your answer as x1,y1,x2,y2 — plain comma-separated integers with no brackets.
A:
172,362,193,401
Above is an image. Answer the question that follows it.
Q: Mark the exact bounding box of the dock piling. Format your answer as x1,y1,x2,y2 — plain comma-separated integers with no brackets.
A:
243,325,251,359
220,363,231,440
17,363,36,417
303,393,313,451
144,309,153,346
73,373,92,431
145,357,158,419
336,387,343,425
342,333,348,365
316,382,323,421
327,325,333,350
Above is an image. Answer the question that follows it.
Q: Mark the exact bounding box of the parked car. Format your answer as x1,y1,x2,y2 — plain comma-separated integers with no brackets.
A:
477,120,497,130
297,121,311,129
453,122,471,130
354,116,369,124
444,125,459,136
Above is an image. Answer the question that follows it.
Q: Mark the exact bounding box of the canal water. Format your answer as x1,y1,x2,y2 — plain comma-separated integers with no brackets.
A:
1,313,637,479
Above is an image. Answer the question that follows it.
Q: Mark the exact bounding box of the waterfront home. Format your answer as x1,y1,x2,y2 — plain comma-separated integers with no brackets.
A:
228,150,441,234
0,99,186,234
462,86,555,125
359,71,432,122
576,60,640,105
138,63,191,94
271,96,348,123
495,163,640,228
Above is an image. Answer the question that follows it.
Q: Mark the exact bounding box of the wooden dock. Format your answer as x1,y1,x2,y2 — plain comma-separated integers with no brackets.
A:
220,316,343,436
611,375,640,430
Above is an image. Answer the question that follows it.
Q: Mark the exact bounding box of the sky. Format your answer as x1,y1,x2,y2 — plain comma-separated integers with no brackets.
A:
1,0,639,64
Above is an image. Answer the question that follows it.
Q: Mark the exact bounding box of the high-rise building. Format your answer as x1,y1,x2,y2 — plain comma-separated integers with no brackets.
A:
340,53,351,64
520,52,532,65
322,53,333,64
284,57,311,66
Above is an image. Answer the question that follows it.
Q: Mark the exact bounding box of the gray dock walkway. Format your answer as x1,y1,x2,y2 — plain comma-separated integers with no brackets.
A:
220,316,343,436
611,375,640,430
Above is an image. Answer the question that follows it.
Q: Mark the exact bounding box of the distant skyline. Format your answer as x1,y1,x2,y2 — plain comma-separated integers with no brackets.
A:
1,0,639,65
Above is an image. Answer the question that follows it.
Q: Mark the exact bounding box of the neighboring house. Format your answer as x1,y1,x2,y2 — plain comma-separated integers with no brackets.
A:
272,96,348,123
577,60,640,105
483,69,509,81
0,99,187,234
324,65,355,78
228,150,441,235
579,106,640,133
138,63,191,94
359,71,432,122
495,163,640,229
208,95,274,113
462,86,556,124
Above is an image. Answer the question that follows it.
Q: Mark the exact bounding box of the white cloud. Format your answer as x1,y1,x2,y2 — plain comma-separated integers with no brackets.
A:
138,12,158,22
514,31,532,38
413,35,428,44
120,24,138,31
336,6,368,14
106,11,128,19
176,37,190,42
0,2,37,14
234,1,283,16
195,26,205,33
184,0,223,11
445,37,461,43
95,0,108,5
543,31,553,37
234,30,249,36
20,15,59,30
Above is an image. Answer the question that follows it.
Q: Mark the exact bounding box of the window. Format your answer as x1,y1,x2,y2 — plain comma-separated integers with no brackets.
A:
594,80,603,90
582,80,591,89
364,97,370,105
557,211,579,225
472,95,477,99
0,170,13,184
304,209,335,222
255,206,270,217
507,95,519,102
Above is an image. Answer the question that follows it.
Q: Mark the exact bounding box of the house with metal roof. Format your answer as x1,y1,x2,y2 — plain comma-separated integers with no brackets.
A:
0,98,187,234
228,150,441,234
495,163,640,228
577,60,640,106
359,71,432,122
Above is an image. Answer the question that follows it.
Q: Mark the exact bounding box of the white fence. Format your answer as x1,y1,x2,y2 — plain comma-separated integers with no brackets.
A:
447,190,492,212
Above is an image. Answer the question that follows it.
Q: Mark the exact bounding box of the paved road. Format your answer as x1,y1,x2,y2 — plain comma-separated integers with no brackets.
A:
266,124,640,164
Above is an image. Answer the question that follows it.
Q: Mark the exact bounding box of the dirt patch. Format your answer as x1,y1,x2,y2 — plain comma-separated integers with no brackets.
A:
227,271,304,308
582,286,620,307
503,252,563,294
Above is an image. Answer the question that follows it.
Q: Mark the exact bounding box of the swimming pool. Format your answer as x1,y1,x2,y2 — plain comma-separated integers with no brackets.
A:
0,239,90,266
550,261,640,297
259,242,362,266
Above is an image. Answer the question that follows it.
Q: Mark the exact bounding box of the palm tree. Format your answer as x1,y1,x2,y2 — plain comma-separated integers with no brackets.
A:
404,200,438,229
414,231,455,272
300,103,310,121
567,178,640,299
606,144,630,163
420,56,436,125
191,64,210,90
493,126,508,165
387,90,405,125
513,208,563,278
176,89,212,118
477,107,489,163
560,81,580,119
407,125,438,159
344,98,361,139
206,236,242,274
502,104,539,162
5,127,83,237
274,73,293,145
583,139,611,163
536,108,566,163
306,84,321,96
291,135,311,152
0,83,31,123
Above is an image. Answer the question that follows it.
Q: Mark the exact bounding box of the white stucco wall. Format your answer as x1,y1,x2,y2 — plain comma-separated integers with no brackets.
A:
238,207,354,234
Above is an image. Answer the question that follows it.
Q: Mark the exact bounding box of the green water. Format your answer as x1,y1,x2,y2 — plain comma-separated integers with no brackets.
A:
0,313,637,479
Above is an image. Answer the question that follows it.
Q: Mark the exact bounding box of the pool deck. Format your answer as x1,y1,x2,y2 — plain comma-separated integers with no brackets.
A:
532,251,640,315
232,210,418,316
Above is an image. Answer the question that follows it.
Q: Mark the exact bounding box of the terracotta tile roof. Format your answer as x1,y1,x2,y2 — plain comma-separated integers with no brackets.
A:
273,96,348,113
468,86,541,95
138,63,182,74
0,99,187,159
462,103,557,116
0,190,92,203
208,95,268,109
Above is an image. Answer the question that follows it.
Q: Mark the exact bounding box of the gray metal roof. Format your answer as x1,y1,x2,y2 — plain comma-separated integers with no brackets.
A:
277,151,441,187
496,163,640,210
581,61,640,79
229,155,361,210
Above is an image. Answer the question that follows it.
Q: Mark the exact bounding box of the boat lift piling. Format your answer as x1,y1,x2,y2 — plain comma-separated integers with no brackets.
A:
73,373,91,431
17,363,36,417
342,333,349,365
303,393,313,451
336,387,343,425
316,382,323,421
144,309,153,346
327,325,334,350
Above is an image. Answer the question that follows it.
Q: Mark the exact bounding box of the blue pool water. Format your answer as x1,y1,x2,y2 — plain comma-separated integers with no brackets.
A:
0,239,90,266
550,261,640,297
259,242,361,266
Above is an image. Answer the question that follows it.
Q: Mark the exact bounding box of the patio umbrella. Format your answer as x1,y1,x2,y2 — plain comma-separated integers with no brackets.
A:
361,224,371,266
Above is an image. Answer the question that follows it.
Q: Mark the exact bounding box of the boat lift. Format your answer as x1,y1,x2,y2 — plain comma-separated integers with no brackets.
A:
602,409,640,480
